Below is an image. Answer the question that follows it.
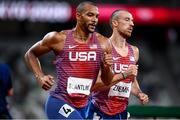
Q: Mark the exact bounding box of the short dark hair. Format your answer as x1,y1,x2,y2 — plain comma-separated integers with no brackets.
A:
110,9,130,28
76,1,97,13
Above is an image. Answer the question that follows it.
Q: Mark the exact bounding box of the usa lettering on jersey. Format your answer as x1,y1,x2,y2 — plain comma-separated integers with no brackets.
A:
114,63,129,73
69,51,96,61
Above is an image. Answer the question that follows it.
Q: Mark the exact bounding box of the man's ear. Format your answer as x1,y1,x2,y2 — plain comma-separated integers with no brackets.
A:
76,12,81,20
112,20,118,27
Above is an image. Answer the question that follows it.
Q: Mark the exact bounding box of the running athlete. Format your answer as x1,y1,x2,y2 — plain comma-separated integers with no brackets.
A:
24,1,113,119
0,63,13,119
87,10,149,119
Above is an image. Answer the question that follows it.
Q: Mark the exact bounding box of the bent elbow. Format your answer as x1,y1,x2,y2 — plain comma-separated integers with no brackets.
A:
101,77,112,86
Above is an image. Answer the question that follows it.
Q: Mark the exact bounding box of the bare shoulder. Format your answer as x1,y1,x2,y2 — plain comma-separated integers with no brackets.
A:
96,32,108,42
32,30,67,55
95,32,111,53
42,31,67,51
130,45,139,62
131,45,139,54
42,30,67,44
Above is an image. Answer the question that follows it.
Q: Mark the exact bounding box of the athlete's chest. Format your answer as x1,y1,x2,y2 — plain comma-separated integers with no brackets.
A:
64,43,101,62
112,53,135,73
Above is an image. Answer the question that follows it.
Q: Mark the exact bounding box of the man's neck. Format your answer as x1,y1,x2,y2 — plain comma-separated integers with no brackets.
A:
73,27,91,42
109,31,129,56
110,31,126,49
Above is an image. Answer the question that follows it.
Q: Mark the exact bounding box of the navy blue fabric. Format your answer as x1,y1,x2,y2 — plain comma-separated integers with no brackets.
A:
0,64,12,119
45,95,89,119
87,101,127,120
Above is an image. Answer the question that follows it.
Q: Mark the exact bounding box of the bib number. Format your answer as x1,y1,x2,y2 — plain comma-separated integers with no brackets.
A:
108,82,132,98
67,77,93,95
58,104,75,118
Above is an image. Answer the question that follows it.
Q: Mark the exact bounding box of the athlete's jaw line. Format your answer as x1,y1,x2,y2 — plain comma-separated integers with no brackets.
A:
88,23,97,32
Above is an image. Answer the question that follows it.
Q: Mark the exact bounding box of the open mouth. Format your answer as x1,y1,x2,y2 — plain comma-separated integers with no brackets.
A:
89,24,96,29
128,27,133,33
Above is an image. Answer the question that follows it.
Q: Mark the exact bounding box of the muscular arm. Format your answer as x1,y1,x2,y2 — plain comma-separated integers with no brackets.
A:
131,78,149,105
96,33,114,85
131,78,142,96
91,71,124,92
131,46,149,104
130,46,141,96
24,31,66,90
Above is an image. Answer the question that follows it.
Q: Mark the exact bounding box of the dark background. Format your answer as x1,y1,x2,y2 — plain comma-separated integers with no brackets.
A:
0,0,180,119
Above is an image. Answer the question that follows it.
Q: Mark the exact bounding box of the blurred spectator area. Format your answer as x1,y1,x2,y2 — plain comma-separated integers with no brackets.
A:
0,1,180,119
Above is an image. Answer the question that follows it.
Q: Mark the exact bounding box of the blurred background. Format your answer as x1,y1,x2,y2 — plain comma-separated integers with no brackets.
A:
0,0,180,119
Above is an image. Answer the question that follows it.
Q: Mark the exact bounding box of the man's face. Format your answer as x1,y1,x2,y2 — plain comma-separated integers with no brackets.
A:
116,11,134,38
78,4,99,33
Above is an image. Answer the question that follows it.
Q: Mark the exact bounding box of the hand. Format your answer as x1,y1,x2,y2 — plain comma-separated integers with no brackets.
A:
103,52,113,67
138,92,149,105
36,75,55,90
124,64,138,79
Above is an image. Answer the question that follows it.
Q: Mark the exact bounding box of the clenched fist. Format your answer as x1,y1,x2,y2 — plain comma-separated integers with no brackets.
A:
138,92,149,105
36,75,55,90
123,64,138,79
103,52,113,67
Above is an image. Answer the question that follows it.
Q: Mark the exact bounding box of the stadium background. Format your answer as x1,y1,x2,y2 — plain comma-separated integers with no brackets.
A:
0,0,180,119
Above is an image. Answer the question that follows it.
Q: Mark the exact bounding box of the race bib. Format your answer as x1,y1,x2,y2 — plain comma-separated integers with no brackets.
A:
67,77,93,95
108,82,132,98
58,104,75,118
